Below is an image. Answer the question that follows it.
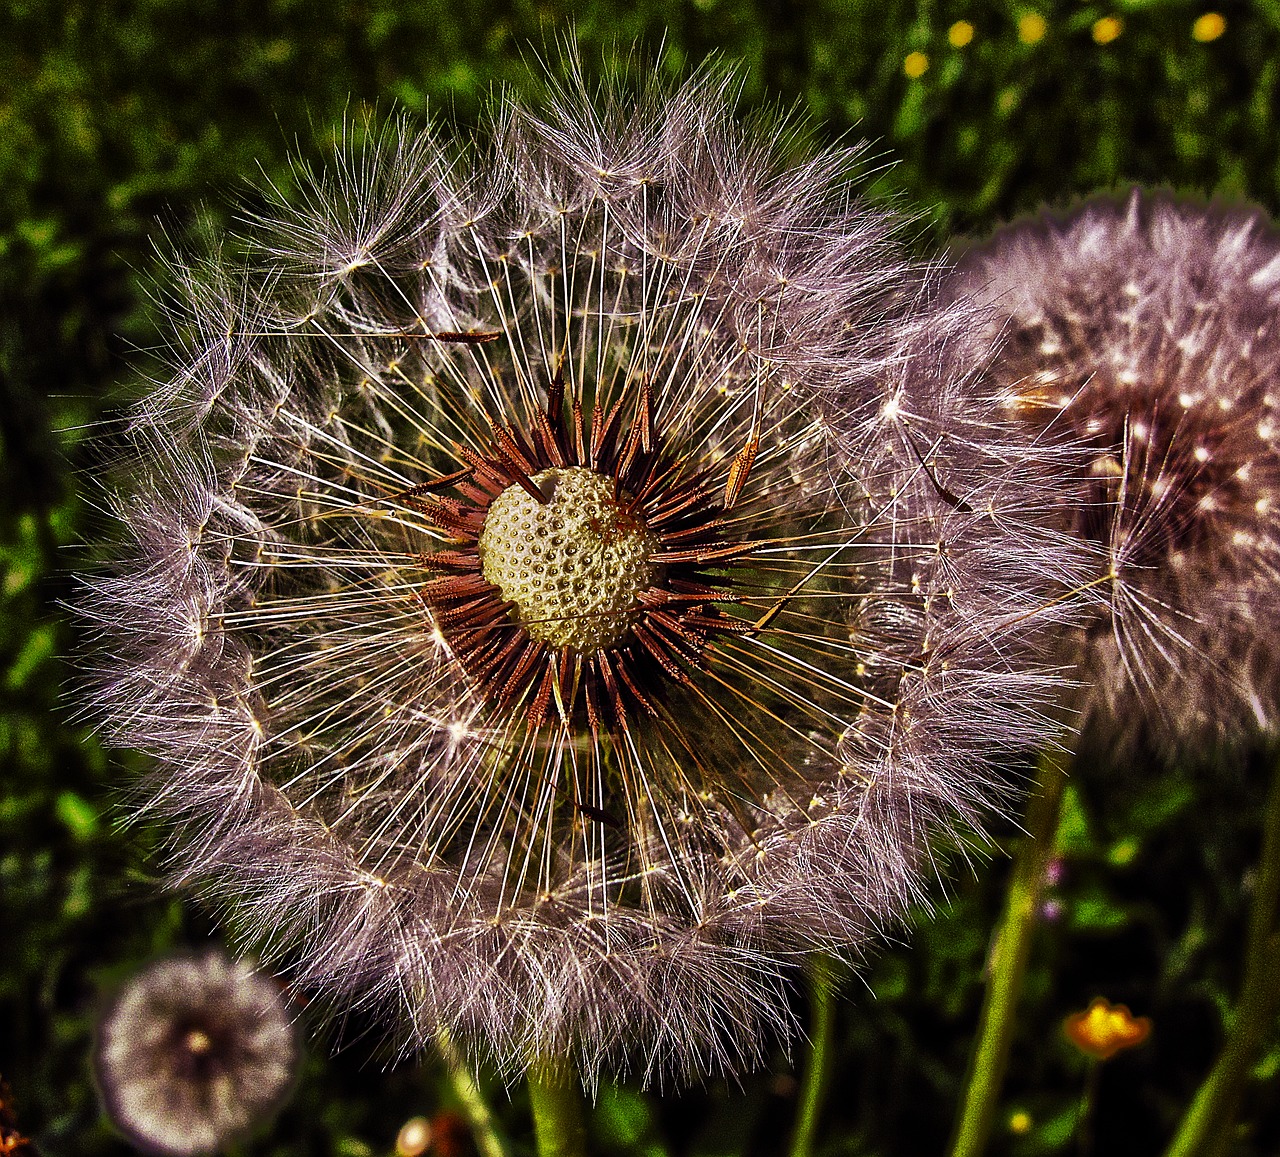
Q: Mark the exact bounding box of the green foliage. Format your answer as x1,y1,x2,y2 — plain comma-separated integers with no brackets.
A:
2,1,1278,1154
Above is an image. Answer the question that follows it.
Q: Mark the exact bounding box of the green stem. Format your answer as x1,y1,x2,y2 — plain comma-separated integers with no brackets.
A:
947,742,1073,1157
1076,1060,1100,1157
1164,745,1280,1157
527,1057,588,1157
435,1030,511,1157
789,952,840,1157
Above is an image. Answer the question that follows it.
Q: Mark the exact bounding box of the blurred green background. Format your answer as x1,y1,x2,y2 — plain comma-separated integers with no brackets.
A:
3,1,1278,1153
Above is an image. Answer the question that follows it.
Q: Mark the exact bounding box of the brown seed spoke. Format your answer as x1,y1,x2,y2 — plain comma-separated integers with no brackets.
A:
387,467,475,500
650,609,710,655
546,362,566,419
684,610,753,634
656,519,728,544
613,649,659,715
447,484,492,509
500,638,548,705
723,433,759,509
441,594,510,627
590,396,626,469
627,457,684,511
617,382,656,482
562,652,581,717
399,366,784,736
572,396,587,464
532,405,568,468
468,629,525,683
428,329,503,344
644,482,723,527
632,622,692,681
486,419,548,503
596,651,628,730
418,549,480,571
638,380,654,454
452,445,512,490
583,659,603,741
529,663,558,729
650,540,766,565
420,573,492,601
667,577,731,596
405,494,484,535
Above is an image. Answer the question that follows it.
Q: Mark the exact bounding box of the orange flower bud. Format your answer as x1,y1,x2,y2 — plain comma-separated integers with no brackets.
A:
1063,997,1151,1060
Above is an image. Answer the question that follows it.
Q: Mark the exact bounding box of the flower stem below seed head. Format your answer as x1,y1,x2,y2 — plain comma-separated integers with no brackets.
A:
434,1030,510,1157
1164,744,1280,1157
527,1058,587,1157
788,952,840,1157
947,742,1073,1157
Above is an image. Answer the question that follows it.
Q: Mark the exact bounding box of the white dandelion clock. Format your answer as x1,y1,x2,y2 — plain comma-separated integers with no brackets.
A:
94,951,296,1155
80,63,1086,1084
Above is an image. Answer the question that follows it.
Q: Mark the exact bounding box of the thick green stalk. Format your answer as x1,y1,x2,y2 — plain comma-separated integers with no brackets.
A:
435,1030,511,1157
788,952,840,1157
1164,746,1280,1157
947,743,1073,1157
527,1058,588,1157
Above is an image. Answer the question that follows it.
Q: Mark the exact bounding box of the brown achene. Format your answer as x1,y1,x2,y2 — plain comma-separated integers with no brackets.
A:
401,363,769,741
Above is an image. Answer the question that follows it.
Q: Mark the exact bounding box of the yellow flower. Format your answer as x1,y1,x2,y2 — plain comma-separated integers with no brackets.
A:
949,21,975,48
1063,997,1152,1060
1018,12,1047,44
1192,12,1226,42
1092,15,1123,45
904,51,930,78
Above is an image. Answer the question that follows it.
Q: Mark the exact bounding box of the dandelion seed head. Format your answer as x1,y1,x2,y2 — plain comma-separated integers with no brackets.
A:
93,951,296,1156
80,58,1083,1084
946,190,1280,748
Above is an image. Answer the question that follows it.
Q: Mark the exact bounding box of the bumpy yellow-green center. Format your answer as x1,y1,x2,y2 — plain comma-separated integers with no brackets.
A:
478,467,657,650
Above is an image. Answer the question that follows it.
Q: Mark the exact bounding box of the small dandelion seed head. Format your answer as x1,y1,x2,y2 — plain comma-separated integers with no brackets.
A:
78,54,1082,1085
93,951,297,1156
944,190,1280,749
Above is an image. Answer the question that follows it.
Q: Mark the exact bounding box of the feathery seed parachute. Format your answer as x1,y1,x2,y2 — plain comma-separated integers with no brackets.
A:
81,63,1085,1082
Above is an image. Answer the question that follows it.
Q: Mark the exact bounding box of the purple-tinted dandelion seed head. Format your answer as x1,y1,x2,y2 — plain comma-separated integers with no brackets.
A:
944,190,1280,750
93,951,296,1156
79,60,1084,1084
